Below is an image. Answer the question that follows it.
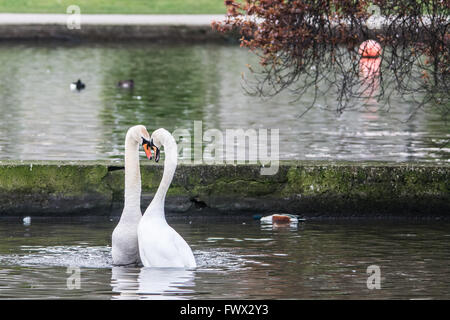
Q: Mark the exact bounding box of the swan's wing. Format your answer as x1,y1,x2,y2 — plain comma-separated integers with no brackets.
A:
170,228,197,268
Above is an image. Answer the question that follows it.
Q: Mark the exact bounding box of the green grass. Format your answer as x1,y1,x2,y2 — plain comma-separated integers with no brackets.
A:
0,0,227,14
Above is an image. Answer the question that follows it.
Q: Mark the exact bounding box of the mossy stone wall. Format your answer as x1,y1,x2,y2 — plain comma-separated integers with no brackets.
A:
0,161,448,217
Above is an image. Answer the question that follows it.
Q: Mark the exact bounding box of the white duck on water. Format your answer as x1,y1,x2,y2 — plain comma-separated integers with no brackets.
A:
138,128,196,268
112,125,153,266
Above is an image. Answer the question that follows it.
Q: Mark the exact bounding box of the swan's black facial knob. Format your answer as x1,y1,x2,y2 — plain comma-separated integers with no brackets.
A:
154,147,160,163
149,139,160,163
142,137,152,160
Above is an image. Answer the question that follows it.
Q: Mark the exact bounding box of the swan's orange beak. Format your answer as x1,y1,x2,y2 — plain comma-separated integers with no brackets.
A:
144,138,160,162
143,143,152,160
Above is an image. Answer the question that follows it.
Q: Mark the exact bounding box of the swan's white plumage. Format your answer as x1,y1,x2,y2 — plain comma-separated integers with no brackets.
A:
112,125,150,266
138,218,196,268
138,128,196,268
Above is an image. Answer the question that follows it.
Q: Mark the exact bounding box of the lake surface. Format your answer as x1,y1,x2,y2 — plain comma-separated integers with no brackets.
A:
0,217,449,299
0,42,448,162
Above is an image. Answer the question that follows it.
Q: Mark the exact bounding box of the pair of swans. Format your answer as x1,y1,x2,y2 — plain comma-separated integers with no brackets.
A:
111,125,196,268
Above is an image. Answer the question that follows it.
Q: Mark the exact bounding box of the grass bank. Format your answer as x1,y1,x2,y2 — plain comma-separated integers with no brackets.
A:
0,0,226,14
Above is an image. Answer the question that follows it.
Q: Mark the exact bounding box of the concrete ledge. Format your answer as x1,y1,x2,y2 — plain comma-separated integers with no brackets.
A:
0,161,448,217
0,14,234,42
0,14,226,25
0,13,444,43
0,25,231,42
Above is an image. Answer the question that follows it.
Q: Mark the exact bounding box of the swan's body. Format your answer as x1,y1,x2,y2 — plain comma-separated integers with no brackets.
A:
112,125,151,266
138,129,196,268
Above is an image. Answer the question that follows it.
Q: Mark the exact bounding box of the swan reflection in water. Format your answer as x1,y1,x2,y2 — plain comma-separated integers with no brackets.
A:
111,266,195,300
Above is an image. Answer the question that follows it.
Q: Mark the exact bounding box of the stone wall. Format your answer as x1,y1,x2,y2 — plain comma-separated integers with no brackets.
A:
0,24,236,42
0,161,448,217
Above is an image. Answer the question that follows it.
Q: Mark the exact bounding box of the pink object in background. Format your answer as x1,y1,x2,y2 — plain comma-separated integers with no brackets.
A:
359,40,382,58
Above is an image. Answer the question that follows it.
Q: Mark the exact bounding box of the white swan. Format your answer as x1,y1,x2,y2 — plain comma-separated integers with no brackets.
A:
112,125,152,266
138,128,196,268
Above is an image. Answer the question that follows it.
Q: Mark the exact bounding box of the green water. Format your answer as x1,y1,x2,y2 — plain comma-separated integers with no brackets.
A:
0,42,448,162
0,217,449,299
0,42,448,299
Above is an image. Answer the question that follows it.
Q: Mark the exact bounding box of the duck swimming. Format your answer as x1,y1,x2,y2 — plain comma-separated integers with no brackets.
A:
70,79,85,91
260,214,304,224
117,79,134,89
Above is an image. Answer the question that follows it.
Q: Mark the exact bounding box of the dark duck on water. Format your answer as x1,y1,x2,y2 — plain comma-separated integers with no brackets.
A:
117,79,134,89
70,79,85,91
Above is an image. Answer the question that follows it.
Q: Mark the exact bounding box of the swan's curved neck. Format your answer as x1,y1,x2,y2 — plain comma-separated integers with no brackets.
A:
124,132,141,212
149,133,177,218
